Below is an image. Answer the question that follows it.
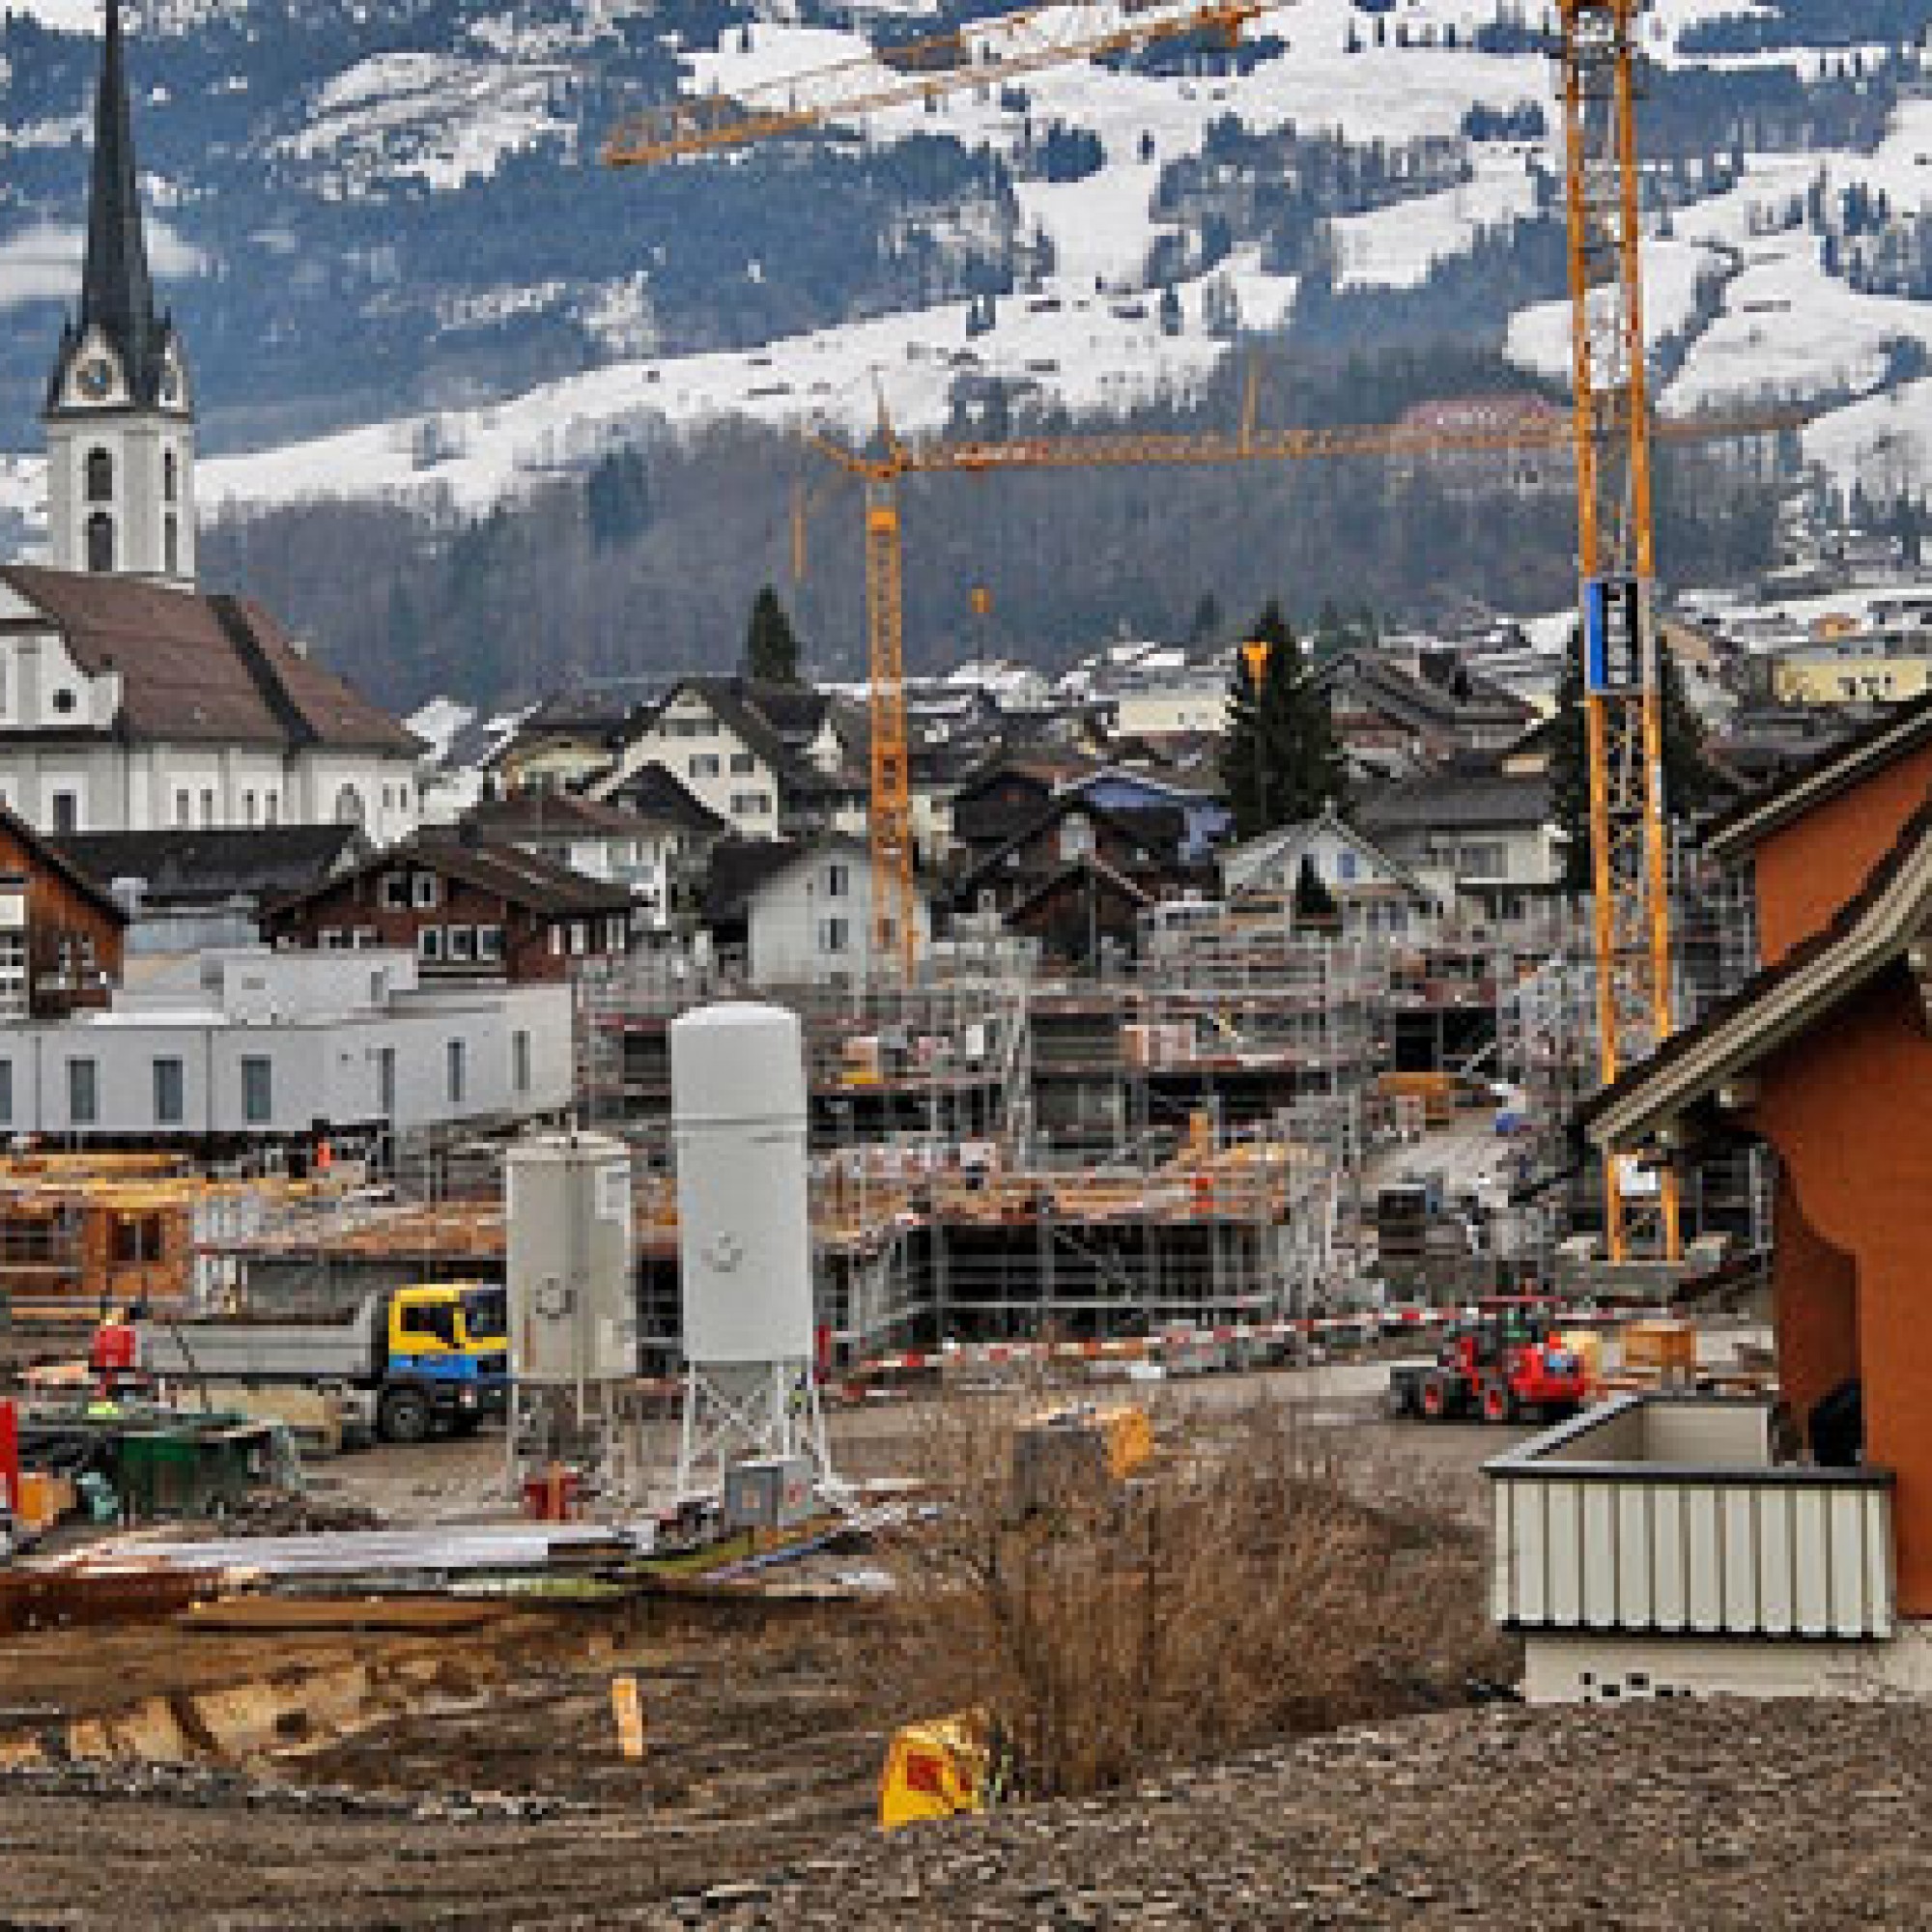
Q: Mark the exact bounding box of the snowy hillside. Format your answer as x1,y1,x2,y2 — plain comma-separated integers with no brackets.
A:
0,0,1925,533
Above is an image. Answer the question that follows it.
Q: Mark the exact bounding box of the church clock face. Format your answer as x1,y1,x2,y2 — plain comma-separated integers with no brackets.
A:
76,356,115,401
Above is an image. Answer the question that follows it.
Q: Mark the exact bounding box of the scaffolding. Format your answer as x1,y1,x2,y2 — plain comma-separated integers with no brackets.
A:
1496,852,1772,1275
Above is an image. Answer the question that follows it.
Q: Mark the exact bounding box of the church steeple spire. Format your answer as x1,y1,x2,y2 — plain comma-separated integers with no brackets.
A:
79,0,164,405
43,0,195,585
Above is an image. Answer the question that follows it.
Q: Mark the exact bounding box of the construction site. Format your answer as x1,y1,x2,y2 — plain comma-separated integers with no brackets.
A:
7,1,1931,1924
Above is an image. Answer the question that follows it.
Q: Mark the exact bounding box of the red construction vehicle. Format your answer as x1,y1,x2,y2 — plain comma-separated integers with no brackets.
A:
1387,1298,1588,1425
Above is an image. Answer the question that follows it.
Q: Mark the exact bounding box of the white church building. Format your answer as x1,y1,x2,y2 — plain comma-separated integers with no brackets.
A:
0,1,420,840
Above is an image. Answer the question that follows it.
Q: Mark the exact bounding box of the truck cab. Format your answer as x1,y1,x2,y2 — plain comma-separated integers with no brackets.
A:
384,1283,509,1439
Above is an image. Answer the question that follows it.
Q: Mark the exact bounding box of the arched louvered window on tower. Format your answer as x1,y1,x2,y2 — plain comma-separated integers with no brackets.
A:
85,447,114,504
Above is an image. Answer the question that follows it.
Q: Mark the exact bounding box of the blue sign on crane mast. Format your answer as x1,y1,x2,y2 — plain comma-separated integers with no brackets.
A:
1582,574,1647,696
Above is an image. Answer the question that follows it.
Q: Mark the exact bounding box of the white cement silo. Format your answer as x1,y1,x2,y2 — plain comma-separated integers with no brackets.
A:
670,1002,813,1367
668,1001,831,1499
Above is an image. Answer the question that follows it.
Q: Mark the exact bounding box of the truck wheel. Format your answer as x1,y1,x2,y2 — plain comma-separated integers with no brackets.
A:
1419,1375,1449,1421
379,1386,433,1444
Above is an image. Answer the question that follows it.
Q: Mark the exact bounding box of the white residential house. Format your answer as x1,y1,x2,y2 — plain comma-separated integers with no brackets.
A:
1218,809,1438,942
595,678,816,841
1354,769,1563,931
709,834,932,985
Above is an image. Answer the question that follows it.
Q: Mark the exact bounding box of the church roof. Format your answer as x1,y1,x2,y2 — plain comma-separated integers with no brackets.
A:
0,566,420,755
49,0,178,412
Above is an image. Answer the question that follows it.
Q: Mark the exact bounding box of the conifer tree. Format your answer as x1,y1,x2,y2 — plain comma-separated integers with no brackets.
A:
1220,600,1345,839
743,584,804,684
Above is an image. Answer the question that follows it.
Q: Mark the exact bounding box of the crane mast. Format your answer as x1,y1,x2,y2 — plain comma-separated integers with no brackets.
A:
1558,0,1679,1262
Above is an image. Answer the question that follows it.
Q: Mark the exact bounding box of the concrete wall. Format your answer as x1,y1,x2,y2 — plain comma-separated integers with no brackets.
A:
1521,1623,1932,1704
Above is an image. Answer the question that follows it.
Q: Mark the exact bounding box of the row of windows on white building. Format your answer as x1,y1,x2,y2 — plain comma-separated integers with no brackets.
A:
0,1031,535,1128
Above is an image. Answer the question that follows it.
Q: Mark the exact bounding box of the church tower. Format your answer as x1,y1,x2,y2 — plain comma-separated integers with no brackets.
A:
43,0,194,587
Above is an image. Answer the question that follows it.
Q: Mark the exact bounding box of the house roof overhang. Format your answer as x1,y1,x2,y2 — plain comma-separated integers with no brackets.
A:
1583,805,1932,1154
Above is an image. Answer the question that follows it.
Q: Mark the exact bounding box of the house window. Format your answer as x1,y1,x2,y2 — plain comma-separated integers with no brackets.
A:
569,922,588,955
0,1060,13,1124
512,1029,531,1095
50,791,77,835
173,789,190,828
85,447,114,503
200,788,215,827
320,926,350,951
85,512,113,574
476,923,504,963
446,924,474,963
690,754,721,779
445,1038,467,1106
606,915,628,951
153,1057,185,1125
353,926,378,949
241,1055,272,1125
1336,850,1358,882
824,863,850,898
243,790,257,826
335,784,365,827
381,873,411,910
68,1057,98,1125
548,925,563,956
377,1046,396,1117
418,926,444,963
731,792,772,816
265,792,279,826
412,872,440,908
728,752,756,775
819,917,850,954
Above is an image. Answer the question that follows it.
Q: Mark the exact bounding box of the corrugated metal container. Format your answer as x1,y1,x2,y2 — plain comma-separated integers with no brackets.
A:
1487,1395,1895,1642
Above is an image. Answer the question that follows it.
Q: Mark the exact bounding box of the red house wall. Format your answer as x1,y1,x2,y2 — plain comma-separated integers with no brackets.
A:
1749,745,1932,965
1746,967,1932,1615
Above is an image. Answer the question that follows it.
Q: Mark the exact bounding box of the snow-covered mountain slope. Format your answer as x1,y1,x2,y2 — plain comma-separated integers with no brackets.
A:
0,0,1925,534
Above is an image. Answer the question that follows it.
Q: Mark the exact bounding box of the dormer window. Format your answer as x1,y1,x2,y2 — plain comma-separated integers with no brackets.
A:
85,448,113,503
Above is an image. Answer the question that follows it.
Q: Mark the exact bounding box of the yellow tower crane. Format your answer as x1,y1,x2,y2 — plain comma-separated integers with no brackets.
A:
1556,1,1678,1261
607,0,1745,1129
608,0,1260,978
795,393,1782,980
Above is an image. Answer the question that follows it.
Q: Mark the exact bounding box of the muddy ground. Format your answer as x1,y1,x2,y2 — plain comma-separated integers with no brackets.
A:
0,1597,892,1926
0,1366,1589,1926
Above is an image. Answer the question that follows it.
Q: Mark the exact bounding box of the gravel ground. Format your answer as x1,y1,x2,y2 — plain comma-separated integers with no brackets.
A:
2,1699,1928,1927
629,1700,1932,1931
